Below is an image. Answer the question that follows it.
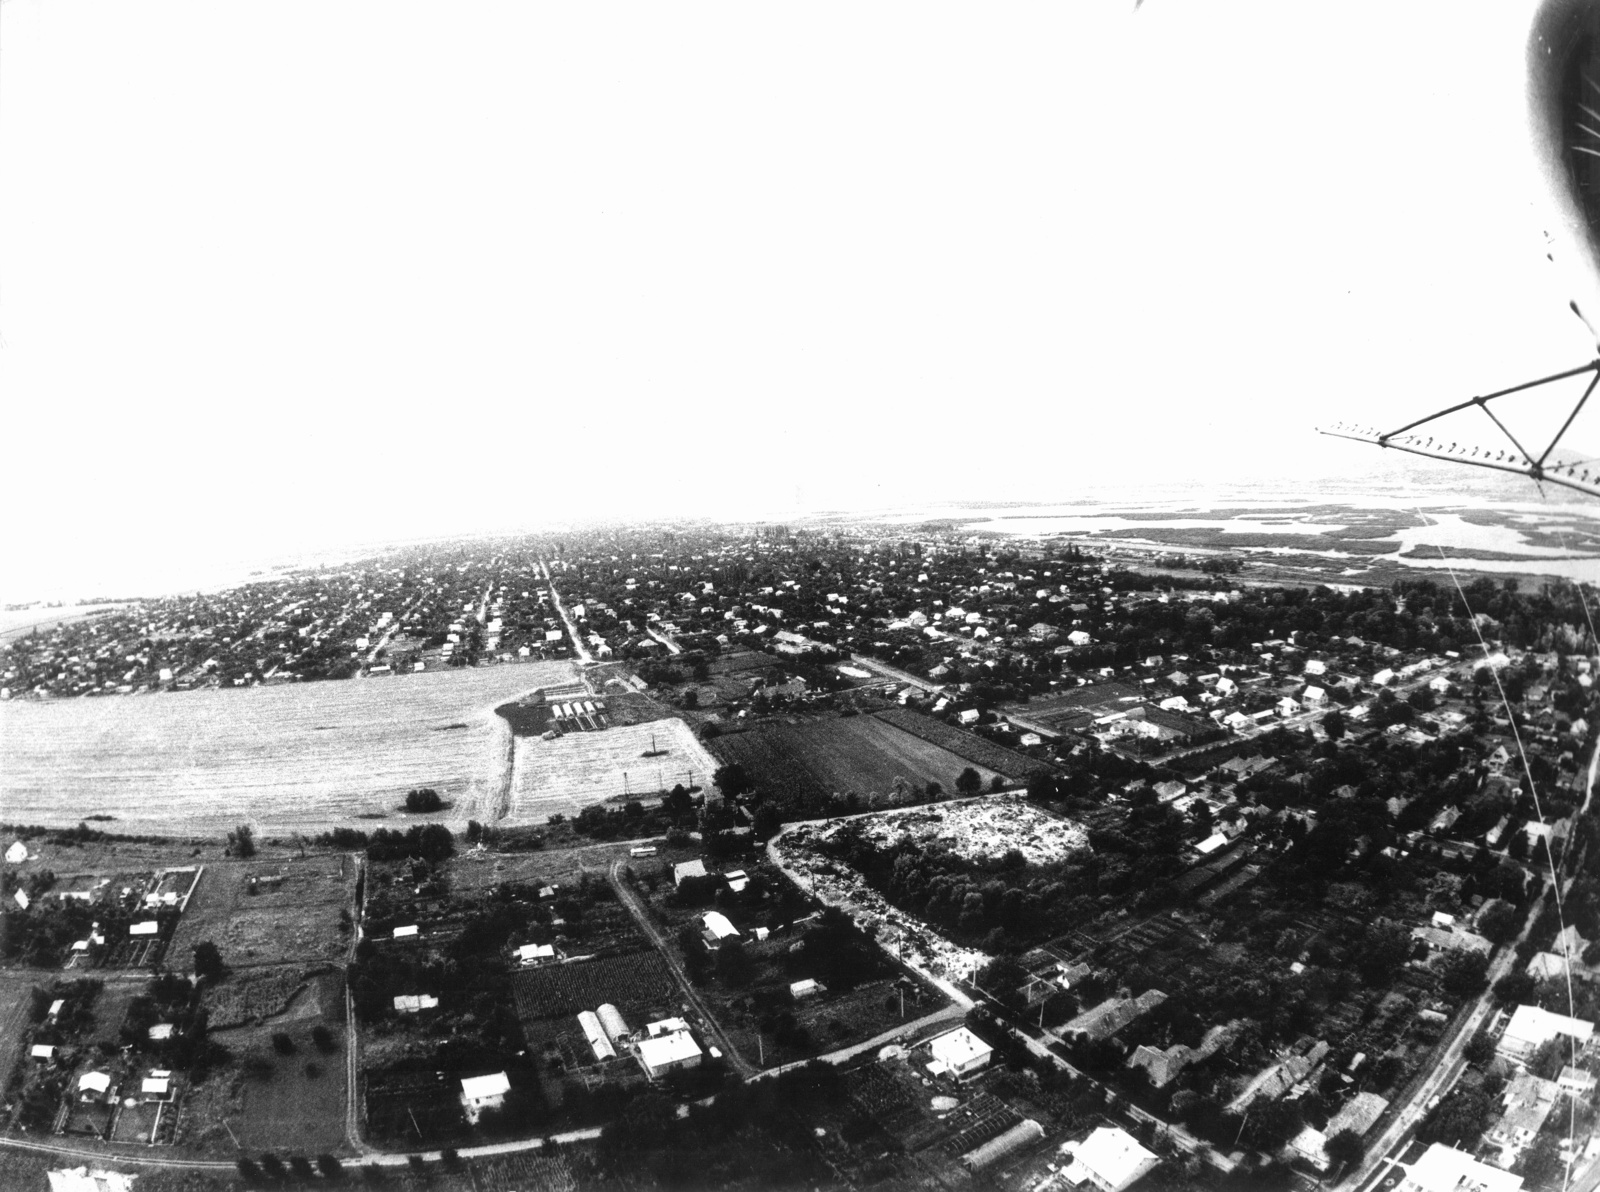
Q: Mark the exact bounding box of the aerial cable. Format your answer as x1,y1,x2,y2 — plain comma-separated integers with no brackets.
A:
1418,510,1585,1191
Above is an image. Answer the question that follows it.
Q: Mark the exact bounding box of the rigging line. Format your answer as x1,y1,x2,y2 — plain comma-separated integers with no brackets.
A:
1417,508,1580,1190
1379,360,1600,441
1540,500,1597,1190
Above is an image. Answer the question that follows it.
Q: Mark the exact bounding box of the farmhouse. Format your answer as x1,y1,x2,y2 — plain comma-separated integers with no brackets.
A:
1062,1126,1160,1192
46,1169,138,1192
140,1074,173,1103
459,1072,511,1124
927,1026,992,1078
514,942,556,967
1395,1143,1522,1192
392,924,420,941
673,859,708,887
1063,990,1168,1043
392,995,439,1014
31,1045,56,1061
5,841,26,864
1497,1004,1595,1063
637,1029,702,1079
147,1024,174,1042
790,979,823,1001
78,1072,112,1101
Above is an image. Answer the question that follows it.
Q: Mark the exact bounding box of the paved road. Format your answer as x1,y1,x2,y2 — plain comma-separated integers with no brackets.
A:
606,859,756,1078
539,557,593,665
838,653,947,696
751,1004,967,1080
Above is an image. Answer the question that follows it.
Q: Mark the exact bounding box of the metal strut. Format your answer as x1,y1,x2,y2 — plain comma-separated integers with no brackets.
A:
1318,358,1600,499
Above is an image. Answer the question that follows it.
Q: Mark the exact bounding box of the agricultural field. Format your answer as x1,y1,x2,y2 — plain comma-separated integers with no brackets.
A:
505,718,718,823
168,856,355,969
873,707,1053,780
0,661,579,835
511,951,677,1023
708,714,1021,816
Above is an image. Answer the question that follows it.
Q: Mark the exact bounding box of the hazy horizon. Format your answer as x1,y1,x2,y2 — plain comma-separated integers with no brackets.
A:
6,1,1600,603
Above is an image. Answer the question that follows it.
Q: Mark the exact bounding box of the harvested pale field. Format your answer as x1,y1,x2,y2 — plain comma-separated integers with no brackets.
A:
505,718,717,823
822,794,1090,867
0,662,578,835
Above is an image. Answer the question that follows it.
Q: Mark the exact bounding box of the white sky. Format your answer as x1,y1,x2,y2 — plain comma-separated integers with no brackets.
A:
3,0,1596,600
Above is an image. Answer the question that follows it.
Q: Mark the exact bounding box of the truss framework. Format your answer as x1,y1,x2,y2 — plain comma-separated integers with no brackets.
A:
1319,358,1600,498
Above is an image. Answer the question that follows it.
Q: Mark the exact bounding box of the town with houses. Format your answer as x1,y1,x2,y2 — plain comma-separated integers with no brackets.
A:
2,522,1599,1192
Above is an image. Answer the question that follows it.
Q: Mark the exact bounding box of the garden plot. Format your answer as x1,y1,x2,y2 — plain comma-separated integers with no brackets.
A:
824,795,1090,867
506,718,717,823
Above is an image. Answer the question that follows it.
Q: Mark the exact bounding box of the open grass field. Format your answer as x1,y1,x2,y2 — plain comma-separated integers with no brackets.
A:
0,661,578,835
168,856,355,969
504,718,718,823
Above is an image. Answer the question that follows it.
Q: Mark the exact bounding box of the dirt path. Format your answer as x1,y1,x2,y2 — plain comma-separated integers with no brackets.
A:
605,858,756,1078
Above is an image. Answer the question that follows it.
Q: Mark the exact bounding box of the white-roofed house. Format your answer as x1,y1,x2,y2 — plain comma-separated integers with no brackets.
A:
927,1026,992,1078
513,942,555,967
673,859,708,887
459,1072,511,1124
392,924,420,941
1063,1125,1160,1192
1395,1142,1522,1192
1497,1004,1595,1063
5,841,26,864
77,1071,112,1101
636,1029,702,1079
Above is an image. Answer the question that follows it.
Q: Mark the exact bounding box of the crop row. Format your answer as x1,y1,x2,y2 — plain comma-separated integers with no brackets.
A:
510,951,676,1022
873,708,1049,779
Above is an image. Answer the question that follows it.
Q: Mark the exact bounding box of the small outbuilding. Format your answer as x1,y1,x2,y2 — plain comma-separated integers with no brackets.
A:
459,1072,511,1124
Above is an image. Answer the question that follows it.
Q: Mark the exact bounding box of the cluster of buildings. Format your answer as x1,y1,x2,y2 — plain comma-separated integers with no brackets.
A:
569,1003,710,1080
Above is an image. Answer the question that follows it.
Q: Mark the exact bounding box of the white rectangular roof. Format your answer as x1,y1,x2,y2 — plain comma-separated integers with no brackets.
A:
141,1077,169,1095
1070,1126,1160,1190
460,1072,510,1102
702,911,739,939
929,1026,992,1069
392,924,419,939
638,1029,702,1068
129,921,158,936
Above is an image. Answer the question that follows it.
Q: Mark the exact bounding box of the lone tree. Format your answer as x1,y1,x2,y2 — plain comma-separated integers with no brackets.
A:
405,788,444,813
235,1156,261,1185
955,767,982,796
713,764,753,800
192,941,226,983
230,824,256,858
